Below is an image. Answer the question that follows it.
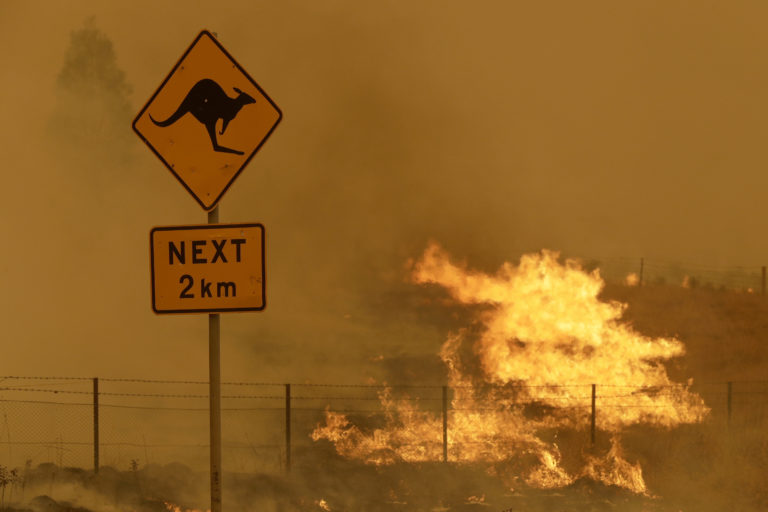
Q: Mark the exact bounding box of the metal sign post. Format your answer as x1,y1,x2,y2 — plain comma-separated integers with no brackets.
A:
208,206,222,512
135,30,281,512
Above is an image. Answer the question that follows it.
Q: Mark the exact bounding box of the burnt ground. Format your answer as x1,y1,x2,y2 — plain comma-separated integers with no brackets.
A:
8,430,768,512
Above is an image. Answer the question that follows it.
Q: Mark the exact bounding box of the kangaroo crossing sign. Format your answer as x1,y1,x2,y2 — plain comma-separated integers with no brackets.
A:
133,30,282,210
150,224,265,313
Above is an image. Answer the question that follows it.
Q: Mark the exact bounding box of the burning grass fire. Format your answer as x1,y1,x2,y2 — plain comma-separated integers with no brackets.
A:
163,502,209,512
312,243,709,494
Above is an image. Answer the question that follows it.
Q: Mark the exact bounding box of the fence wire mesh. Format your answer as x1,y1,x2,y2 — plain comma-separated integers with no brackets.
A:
587,256,766,292
0,376,766,474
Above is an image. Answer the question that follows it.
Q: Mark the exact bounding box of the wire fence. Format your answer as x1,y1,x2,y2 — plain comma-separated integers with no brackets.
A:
584,256,767,292
0,376,766,475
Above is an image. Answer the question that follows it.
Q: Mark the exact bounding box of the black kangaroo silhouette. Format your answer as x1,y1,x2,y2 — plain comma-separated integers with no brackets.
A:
150,78,256,155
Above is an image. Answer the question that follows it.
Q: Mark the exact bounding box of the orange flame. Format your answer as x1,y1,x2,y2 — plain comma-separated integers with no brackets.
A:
583,435,647,494
163,502,209,512
312,243,709,494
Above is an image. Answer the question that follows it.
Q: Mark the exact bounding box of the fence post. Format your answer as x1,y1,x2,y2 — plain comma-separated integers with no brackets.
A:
93,378,99,474
285,384,291,473
762,267,766,296
639,258,644,287
727,381,732,428
590,384,596,446
442,386,448,462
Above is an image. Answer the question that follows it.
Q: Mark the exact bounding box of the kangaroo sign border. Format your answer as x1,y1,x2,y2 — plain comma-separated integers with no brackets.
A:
150,223,266,314
133,30,282,211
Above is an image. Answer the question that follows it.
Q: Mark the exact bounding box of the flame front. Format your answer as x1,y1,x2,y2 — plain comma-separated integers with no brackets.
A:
312,243,709,493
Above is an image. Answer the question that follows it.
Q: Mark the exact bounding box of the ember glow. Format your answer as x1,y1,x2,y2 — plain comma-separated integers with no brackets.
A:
312,243,709,493
163,502,209,512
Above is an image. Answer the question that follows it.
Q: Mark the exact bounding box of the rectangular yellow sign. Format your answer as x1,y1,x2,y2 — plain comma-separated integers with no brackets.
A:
150,224,265,314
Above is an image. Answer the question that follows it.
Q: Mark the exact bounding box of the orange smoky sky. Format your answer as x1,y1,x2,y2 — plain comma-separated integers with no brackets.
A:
0,1,767,381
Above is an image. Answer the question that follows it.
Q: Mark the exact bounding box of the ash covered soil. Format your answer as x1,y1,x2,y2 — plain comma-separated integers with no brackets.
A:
2,460,677,512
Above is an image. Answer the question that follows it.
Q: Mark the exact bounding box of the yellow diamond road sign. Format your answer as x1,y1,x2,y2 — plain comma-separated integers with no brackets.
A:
150,223,265,314
133,30,281,210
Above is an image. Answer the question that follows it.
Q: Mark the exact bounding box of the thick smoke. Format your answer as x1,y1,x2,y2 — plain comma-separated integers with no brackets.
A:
1,2,768,510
